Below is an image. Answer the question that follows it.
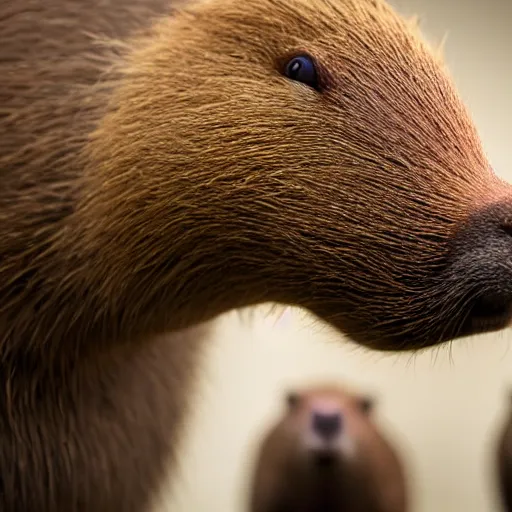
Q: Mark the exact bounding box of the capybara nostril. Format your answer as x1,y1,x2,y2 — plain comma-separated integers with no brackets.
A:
312,411,342,440
473,293,511,319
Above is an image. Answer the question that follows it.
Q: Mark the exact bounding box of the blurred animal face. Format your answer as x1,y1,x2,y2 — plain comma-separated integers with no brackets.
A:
282,386,375,462
90,0,512,351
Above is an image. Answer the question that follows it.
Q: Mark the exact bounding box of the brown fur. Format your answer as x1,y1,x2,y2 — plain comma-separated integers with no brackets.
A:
0,0,510,510
496,393,512,512
248,384,408,512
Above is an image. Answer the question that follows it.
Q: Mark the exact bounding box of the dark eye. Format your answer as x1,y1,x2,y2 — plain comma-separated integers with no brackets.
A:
284,55,319,90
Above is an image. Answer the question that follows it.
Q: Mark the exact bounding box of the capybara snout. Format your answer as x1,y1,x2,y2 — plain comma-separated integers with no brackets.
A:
284,386,373,455
311,410,343,441
444,197,512,337
326,189,512,351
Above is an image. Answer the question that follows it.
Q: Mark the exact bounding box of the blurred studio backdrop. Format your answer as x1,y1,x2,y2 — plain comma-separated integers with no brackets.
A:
155,0,512,511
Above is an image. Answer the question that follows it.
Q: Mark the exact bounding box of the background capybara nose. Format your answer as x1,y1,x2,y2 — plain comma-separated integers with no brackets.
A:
312,411,342,440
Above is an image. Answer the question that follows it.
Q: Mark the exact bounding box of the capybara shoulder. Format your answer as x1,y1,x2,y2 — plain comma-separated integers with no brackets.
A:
249,384,408,512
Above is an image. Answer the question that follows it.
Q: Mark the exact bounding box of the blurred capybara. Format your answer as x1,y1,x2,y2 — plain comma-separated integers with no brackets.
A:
249,384,408,512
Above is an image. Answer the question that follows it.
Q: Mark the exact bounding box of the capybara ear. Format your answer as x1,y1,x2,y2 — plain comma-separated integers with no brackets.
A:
359,395,376,415
285,390,301,409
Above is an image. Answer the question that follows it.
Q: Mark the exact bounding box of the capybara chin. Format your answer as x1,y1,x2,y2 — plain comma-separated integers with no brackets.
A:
248,384,408,512
0,0,510,509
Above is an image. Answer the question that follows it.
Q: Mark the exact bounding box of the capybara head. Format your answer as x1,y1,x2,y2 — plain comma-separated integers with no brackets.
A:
73,0,512,352
248,384,408,512
278,385,377,463
6,0,508,357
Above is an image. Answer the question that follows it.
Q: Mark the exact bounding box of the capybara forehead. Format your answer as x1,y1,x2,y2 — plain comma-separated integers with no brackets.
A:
291,384,360,410
174,0,425,65
154,0,487,199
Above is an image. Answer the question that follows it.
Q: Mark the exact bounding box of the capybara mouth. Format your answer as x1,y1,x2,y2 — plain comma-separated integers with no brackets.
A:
460,292,512,336
312,451,337,468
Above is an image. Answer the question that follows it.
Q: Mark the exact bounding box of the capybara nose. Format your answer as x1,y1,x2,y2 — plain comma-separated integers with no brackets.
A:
312,412,342,440
449,199,512,337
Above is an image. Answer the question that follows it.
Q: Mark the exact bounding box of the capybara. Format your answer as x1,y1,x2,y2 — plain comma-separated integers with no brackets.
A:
1,0,510,509
496,392,512,511
248,384,408,512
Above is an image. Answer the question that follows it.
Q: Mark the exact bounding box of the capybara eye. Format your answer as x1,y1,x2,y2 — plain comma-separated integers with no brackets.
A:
283,55,319,90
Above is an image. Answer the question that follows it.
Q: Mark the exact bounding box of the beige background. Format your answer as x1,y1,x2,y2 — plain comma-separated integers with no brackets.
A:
159,0,512,510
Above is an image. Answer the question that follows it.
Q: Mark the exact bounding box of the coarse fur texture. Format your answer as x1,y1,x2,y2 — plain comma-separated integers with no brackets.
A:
1,0,512,510
248,384,408,512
